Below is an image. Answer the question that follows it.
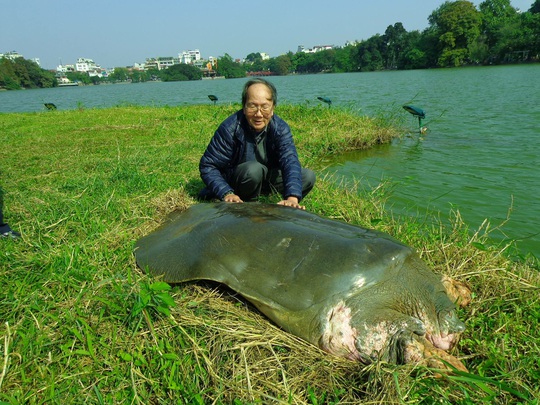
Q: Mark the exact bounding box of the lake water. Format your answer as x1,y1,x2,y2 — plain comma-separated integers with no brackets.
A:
1,65,538,257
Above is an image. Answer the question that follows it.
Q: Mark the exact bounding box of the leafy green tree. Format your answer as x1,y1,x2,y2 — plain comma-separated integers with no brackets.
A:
12,60,32,88
529,0,540,13
21,59,55,88
216,54,246,78
244,52,269,72
290,51,311,73
145,68,161,81
42,70,57,87
292,49,337,74
0,57,56,89
401,48,428,68
312,49,335,72
109,67,130,82
398,30,430,69
382,23,408,69
515,10,540,60
160,66,187,81
355,35,385,71
129,70,151,83
0,58,20,89
428,0,482,66
479,0,539,62
332,46,355,72
418,27,442,67
268,54,292,75
245,52,263,63
479,0,520,57
66,71,92,85
468,36,491,63
91,75,104,85
160,63,202,82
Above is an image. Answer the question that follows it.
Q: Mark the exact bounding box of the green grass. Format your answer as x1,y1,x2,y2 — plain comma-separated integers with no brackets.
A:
1,104,539,404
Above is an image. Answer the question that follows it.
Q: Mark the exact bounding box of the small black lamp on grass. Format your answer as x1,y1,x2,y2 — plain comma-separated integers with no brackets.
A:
208,95,218,105
317,96,332,107
403,105,427,134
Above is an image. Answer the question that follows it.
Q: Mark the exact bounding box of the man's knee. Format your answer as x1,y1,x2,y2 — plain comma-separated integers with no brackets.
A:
235,161,267,184
302,168,316,196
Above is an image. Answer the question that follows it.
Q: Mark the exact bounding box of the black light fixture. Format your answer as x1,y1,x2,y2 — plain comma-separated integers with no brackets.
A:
403,105,426,132
317,96,332,107
208,95,218,105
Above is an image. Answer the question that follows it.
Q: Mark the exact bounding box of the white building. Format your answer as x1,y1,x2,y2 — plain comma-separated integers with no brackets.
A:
0,50,24,60
56,64,76,73
179,49,201,64
76,58,101,72
58,76,73,84
0,52,41,66
297,45,334,54
145,56,179,70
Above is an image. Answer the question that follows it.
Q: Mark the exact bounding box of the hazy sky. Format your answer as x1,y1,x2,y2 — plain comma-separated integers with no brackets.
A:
1,0,534,69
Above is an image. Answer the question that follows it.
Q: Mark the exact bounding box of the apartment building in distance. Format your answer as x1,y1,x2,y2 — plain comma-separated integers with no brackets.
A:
297,45,334,54
75,58,101,73
145,49,206,70
180,49,201,64
1,50,41,66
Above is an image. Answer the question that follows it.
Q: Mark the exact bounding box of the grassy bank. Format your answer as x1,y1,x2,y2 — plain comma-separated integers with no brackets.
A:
1,105,538,404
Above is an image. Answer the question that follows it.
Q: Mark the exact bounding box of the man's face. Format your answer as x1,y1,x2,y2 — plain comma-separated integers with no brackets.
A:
243,83,274,132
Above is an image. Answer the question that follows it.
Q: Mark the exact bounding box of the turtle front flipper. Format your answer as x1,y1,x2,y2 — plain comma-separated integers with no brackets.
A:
442,276,472,308
388,331,468,372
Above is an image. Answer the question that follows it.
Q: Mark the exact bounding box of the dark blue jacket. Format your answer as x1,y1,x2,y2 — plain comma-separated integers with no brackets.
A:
199,110,303,200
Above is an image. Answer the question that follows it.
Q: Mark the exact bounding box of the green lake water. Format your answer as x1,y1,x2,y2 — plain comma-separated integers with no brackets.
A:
1,65,538,257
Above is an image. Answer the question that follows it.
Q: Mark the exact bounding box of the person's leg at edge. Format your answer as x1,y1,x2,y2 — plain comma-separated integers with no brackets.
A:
0,189,20,239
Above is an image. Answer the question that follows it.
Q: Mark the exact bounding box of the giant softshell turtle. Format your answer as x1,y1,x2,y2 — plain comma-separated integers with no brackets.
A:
135,202,469,370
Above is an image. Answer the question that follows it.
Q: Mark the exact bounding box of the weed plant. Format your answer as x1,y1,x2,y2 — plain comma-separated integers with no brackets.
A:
1,105,538,404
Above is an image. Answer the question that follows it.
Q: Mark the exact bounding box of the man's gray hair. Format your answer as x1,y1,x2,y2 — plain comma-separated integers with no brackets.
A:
241,78,277,107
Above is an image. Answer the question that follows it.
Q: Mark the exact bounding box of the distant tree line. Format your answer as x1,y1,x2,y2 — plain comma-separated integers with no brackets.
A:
0,57,56,90
2,0,539,89
0,60,204,90
105,63,202,83
236,0,540,77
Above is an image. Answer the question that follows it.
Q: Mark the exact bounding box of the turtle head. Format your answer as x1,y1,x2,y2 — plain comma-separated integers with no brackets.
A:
395,254,468,352
423,290,466,351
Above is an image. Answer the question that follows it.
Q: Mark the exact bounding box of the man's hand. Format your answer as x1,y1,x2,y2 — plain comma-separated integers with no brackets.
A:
277,196,305,210
223,193,243,203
